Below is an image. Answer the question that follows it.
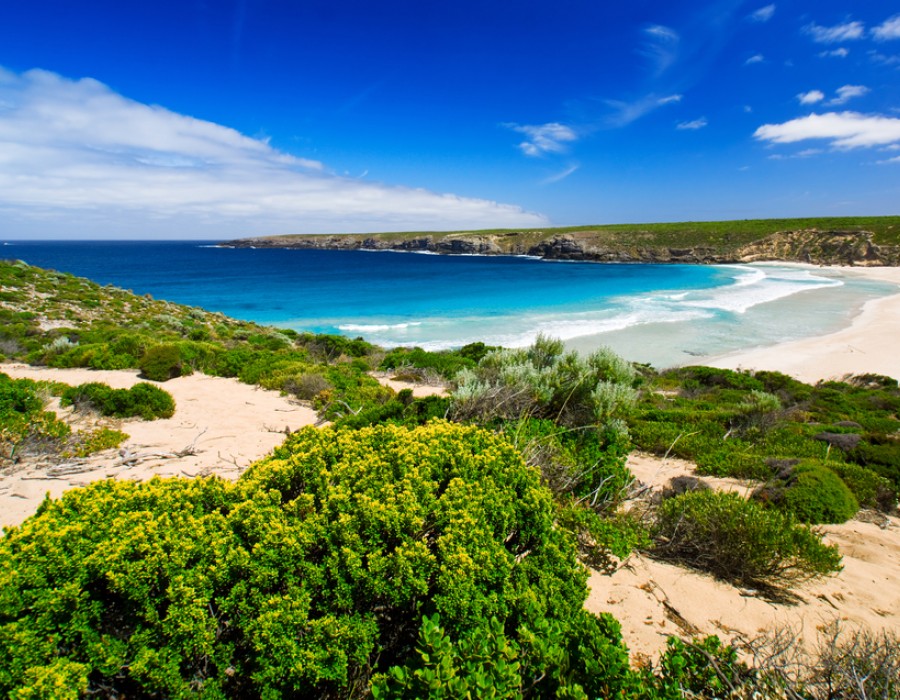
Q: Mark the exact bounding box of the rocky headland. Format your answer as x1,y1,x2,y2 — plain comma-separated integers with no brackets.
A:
225,219,900,266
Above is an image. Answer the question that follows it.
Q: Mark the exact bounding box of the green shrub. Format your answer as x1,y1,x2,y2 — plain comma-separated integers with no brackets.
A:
652,490,842,588
851,439,900,490
654,636,752,698
61,382,175,420
0,422,633,698
755,464,859,524
139,343,183,381
829,462,897,512
1,373,71,461
504,418,633,511
65,427,129,457
379,346,477,379
452,335,637,428
282,371,332,400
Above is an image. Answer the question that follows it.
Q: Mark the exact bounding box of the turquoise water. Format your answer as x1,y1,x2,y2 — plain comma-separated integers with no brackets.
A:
4,241,895,368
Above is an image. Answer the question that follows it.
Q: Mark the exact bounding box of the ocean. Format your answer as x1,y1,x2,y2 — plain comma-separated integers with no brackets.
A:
3,240,895,369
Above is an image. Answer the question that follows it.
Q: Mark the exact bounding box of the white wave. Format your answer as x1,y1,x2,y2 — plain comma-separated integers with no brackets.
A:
364,306,711,351
338,321,423,332
728,266,767,287
678,267,842,314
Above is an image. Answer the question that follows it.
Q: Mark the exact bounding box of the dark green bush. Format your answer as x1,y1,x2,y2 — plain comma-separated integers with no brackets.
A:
851,438,900,490
829,462,897,512
653,490,842,588
334,394,451,430
654,636,752,698
61,382,175,420
139,343,183,381
380,346,477,379
0,422,634,699
755,464,859,524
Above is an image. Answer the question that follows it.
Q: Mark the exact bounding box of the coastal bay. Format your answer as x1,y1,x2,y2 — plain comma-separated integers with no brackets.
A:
6,240,898,371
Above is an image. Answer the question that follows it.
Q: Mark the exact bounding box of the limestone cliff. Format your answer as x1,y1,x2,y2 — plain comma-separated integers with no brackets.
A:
225,224,900,266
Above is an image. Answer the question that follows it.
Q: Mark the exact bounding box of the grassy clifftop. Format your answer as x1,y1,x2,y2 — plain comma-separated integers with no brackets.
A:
227,215,900,265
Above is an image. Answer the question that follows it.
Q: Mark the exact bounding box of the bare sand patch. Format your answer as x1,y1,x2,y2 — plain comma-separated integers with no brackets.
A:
1,363,319,530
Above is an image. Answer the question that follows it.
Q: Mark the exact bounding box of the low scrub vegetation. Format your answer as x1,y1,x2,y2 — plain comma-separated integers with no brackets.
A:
652,490,843,588
753,463,859,524
630,365,900,520
0,373,129,465
0,260,392,421
61,381,176,420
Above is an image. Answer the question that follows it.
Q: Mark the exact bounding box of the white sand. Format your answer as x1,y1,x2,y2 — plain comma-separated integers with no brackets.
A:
1,364,319,529
708,265,900,383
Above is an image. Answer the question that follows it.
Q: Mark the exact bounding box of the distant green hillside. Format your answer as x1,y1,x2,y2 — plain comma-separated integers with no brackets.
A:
227,216,900,265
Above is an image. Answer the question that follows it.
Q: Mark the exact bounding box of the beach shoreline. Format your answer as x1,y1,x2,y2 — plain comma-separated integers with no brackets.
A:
706,263,900,383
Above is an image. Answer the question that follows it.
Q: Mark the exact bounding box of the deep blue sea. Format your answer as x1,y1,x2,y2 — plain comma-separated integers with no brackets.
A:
3,241,895,368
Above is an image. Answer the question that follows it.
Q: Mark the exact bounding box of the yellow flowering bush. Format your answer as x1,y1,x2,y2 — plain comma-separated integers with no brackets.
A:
0,421,633,698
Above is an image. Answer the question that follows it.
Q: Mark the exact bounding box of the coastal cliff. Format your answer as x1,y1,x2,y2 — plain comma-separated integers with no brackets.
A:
225,216,900,266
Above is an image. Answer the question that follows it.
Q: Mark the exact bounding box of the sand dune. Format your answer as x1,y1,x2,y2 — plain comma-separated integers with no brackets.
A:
586,451,900,662
0,364,319,529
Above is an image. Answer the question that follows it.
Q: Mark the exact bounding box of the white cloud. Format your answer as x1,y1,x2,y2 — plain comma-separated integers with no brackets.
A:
507,122,578,157
745,54,765,65
877,155,900,164
0,68,547,238
819,47,849,58
754,111,900,148
749,5,776,22
872,14,900,41
797,90,825,105
804,20,865,43
677,117,708,130
640,25,680,76
828,84,869,105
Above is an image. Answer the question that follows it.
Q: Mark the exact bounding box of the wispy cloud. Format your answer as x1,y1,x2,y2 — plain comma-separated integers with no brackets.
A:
639,24,680,77
542,164,580,184
797,90,825,105
0,67,547,237
869,50,900,66
604,93,682,128
755,111,900,148
677,117,708,130
819,47,849,58
748,4,776,23
872,14,900,41
828,84,870,105
744,54,765,65
768,148,823,160
804,20,865,43
506,122,578,157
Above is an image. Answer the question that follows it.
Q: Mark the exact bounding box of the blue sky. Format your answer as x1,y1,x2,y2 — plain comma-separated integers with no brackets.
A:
1,0,899,238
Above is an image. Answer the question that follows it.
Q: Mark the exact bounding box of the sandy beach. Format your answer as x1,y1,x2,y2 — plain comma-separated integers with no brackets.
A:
708,264,900,383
